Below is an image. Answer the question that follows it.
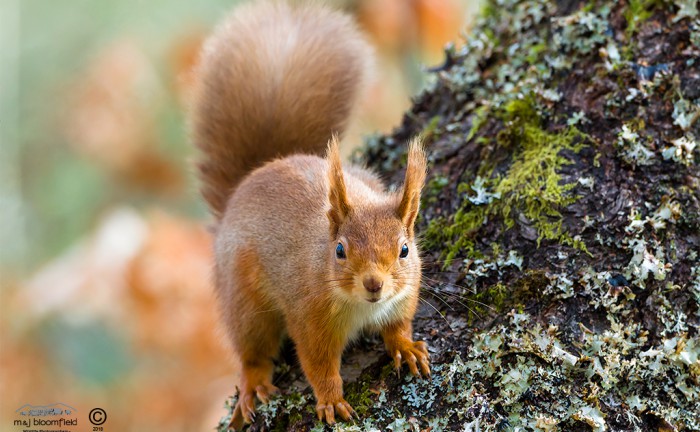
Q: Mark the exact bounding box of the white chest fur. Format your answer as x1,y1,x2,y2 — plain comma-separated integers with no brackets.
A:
335,287,412,341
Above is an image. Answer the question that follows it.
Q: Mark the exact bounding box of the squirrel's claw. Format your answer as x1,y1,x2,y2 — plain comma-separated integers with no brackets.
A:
325,404,336,424
393,351,402,378
414,341,431,377
405,351,420,376
255,383,279,404
389,339,431,379
228,381,278,430
239,393,256,423
227,401,251,431
335,401,354,422
316,398,355,425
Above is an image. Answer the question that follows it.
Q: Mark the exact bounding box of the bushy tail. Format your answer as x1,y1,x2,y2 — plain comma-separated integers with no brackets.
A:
189,1,373,219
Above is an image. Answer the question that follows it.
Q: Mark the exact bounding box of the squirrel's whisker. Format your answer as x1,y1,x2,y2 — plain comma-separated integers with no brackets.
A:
418,297,454,331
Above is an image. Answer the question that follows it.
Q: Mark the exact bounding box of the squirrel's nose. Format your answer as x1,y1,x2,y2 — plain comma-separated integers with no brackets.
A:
362,276,383,293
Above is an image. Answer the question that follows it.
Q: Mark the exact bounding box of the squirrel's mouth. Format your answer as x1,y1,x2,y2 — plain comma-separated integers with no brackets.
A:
365,292,386,303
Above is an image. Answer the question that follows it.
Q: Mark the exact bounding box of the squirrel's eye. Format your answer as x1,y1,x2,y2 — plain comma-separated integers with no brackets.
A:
399,243,409,258
335,243,346,259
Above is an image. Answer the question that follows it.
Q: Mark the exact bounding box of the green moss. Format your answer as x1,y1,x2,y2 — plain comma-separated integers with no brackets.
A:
480,1,499,20
431,96,590,266
502,97,539,123
421,116,442,143
380,362,396,380
424,175,449,205
344,374,377,417
422,217,451,251
287,411,302,426
271,418,288,432
526,42,548,64
467,105,490,142
472,283,508,319
468,270,548,321
495,99,588,249
443,207,487,264
624,0,663,36
511,270,549,306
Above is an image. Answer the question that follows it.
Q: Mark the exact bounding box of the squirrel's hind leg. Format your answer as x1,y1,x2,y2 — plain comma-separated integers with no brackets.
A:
218,247,283,430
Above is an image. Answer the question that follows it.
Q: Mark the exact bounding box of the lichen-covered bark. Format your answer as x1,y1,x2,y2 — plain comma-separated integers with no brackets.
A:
218,0,699,430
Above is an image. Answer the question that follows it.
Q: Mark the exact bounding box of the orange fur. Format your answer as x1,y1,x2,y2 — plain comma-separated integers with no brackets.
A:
327,136,352,237
190,1,373,220
190,2,429,428
397,139,428,234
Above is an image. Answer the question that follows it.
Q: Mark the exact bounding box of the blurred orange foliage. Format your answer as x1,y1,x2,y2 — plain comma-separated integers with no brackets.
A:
1,210,235,431
63,40,183,193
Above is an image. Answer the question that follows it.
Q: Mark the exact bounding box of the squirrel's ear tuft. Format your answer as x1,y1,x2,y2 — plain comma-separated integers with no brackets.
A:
327,135,351,236
397,138,427,234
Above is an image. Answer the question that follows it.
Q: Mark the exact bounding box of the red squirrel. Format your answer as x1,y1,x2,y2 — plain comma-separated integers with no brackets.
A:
189,1,429,428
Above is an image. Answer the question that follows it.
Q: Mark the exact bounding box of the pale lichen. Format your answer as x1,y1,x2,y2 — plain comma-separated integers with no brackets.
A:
617,123,655,166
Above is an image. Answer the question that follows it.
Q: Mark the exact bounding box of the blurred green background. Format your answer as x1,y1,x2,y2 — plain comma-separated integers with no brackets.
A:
3,0,235,273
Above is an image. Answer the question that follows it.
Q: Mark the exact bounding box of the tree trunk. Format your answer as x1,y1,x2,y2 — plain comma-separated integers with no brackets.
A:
218,0,699,430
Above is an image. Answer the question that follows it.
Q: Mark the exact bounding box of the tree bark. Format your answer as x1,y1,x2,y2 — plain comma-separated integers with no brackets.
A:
218,0,699,430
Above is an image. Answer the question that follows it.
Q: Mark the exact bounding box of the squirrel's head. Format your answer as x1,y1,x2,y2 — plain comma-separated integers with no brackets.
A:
326,137,426,305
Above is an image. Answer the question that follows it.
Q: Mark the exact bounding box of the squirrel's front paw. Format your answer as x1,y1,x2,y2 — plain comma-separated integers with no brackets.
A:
316,397,357,424
389,340,430,377
228,382,279,430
